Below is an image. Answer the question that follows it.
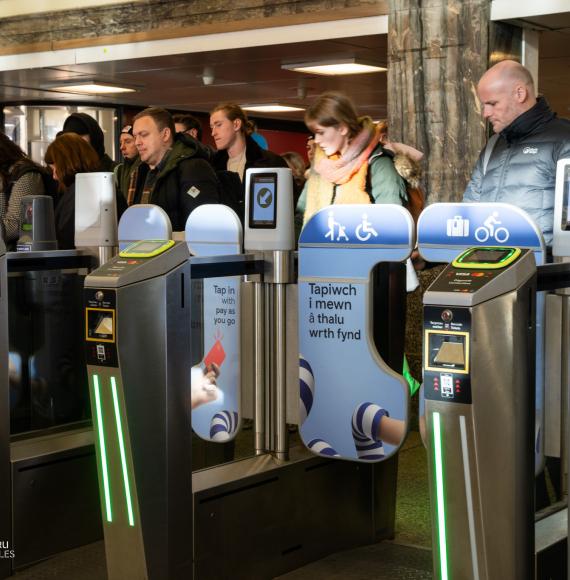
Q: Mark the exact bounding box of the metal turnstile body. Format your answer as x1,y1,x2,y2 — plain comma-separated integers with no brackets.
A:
85,241,192,580
423,247,536,580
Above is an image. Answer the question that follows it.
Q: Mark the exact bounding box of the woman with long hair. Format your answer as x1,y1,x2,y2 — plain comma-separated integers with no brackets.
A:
44,133,100,249
0,132,47,245
297,92,408,225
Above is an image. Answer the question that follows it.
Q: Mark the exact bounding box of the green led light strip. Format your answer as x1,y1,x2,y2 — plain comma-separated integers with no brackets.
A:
110,377,135,527
93,375,112,523
433,412,449,580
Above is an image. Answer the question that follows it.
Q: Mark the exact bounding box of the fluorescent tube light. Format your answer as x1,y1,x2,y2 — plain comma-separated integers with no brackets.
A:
282,58,386,76
241,104,305,113
50,83,136,95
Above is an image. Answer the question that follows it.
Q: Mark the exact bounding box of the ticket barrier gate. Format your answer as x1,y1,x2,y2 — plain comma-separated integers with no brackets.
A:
418,202,547,476
418,197,570,579
1,178,119,574
423,246,536,580
88,171,413,579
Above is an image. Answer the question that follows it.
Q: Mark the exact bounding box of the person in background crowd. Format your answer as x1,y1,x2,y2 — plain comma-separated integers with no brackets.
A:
281,151,306,206
249,120,269,150
173,113,203,142
132,107,220,230
115,124,147,205
62,112,117,172
173,112,215,160
305,135,316,174
44,134,101,249
463,59,570,247
296,91,407,226
210,103,287,182
0,132,49,246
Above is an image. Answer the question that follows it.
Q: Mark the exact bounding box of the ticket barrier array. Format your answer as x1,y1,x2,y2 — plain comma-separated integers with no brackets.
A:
87,169,414,579
0,174,118,575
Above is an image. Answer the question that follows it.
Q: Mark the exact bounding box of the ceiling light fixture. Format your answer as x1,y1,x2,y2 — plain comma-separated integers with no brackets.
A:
241,104,305,113
48,82,137,95
282,58,386,76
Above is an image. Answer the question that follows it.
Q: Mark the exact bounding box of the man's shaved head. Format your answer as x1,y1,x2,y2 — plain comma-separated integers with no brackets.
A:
477,60,537,133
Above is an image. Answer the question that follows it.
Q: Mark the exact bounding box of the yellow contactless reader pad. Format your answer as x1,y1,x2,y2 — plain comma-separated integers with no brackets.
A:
119,239,175,259
452,246,521,270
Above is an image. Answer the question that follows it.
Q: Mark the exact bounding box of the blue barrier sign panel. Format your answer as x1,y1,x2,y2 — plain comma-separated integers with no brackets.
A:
299,205,413,462
418,203,545,263
301,204,413,248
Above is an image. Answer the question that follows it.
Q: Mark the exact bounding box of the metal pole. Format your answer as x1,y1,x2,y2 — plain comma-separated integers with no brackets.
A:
98,246,116,266
254,282,266,455
274,282,288,460
265,282,273,452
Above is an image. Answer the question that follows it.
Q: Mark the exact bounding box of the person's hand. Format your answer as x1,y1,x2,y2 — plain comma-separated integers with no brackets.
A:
411,249,426,271
204,362,220,380
190,365,220,409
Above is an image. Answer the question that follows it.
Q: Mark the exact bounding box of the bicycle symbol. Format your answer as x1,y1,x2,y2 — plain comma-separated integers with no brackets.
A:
355,214,378,242
474,212,510,243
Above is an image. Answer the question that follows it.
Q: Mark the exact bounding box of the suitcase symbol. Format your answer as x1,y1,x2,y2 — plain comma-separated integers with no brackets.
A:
446,216,469,237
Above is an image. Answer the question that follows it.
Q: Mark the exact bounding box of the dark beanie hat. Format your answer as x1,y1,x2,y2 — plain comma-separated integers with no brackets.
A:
62,112,105,160
62,115,89,136
121,124,133,136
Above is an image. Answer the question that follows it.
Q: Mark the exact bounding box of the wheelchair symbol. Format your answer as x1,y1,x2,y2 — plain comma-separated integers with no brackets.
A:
355,214,378,242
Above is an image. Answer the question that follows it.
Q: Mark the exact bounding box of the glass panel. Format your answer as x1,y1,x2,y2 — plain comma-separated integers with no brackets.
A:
3,105,27,151
8,269,90,435
2,105,117,164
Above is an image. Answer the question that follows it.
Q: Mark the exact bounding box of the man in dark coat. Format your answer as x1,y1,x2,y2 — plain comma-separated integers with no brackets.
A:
463,60,570,246
132,107,220,230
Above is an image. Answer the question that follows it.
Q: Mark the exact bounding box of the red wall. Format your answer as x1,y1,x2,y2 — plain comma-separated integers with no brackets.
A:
259,129,310,163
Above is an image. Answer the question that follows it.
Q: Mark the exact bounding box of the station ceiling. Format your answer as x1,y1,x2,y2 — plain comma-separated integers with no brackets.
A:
0,34,388,122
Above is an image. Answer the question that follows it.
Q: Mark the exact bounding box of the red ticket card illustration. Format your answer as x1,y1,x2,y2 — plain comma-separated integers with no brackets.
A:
204,338,226,368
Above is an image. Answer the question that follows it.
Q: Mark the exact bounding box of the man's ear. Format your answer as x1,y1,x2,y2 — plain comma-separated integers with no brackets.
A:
233,119,242,133
515,84,528,103
162,127,173,142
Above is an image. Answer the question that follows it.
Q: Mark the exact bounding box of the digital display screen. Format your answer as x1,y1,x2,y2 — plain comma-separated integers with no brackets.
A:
249,173,277,229
86,308,115,342
95,317,113,335
124,240,167,254
22,201,33,232
462,248,512,264
428,332,467,371
434,342,465,365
